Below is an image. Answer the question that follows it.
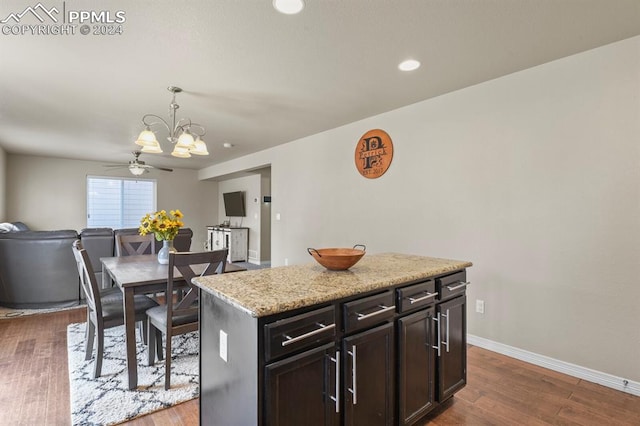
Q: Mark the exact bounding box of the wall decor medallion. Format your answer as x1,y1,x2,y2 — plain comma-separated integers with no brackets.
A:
354,129,394,179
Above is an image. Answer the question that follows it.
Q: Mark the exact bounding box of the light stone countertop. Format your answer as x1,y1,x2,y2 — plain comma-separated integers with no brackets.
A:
193,253,472,318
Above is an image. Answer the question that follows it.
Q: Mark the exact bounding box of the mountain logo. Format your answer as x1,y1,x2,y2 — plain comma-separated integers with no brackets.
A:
1,2,59,24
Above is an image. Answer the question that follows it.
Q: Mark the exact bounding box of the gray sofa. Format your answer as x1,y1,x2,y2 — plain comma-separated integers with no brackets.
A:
0,229,80,308
0,224,193,309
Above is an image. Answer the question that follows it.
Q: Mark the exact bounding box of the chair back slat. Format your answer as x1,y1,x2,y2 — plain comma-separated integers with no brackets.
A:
116,234,156,256
167,250,228,323
72,240,101,314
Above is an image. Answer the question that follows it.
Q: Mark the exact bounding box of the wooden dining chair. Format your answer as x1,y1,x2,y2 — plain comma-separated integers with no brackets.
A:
146,249,228,390
115,233,164,302
115,233,156,256
72,240,159,378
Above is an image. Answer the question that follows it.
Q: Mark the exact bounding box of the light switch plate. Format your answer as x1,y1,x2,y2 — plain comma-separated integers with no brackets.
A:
220,330,228,362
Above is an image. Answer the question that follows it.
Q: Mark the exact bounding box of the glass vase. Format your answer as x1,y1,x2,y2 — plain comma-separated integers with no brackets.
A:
157,239,176,264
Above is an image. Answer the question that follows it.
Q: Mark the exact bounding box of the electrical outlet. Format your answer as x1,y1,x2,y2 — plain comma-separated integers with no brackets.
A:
475,299,485,314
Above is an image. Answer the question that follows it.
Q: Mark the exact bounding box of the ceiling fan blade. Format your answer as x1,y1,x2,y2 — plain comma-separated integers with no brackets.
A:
103,152,172,173
150,165,173,172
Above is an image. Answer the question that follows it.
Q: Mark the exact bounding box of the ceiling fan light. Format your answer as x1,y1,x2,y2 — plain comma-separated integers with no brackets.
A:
190,137,209,155
141,141,163,154
135,127,158,147
176,130,195,149
171,145,191,158
129,165,147,176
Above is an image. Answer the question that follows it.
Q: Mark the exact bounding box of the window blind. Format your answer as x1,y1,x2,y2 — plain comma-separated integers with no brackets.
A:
87,176,156,229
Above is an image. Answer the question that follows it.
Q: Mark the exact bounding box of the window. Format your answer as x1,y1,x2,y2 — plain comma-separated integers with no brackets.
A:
87,176,157,229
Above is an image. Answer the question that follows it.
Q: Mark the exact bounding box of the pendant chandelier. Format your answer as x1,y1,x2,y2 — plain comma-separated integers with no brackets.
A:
134,86,209,158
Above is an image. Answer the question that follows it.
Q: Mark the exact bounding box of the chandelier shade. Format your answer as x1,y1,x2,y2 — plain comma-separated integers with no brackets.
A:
176,130,195,149
190,137,209,155
134,127,158,147
171,145,191,158
141,142,163,154
135,86,209,158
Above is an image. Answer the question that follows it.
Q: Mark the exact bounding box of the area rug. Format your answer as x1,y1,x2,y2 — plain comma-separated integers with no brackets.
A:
0,304,83,320
67,322,199,425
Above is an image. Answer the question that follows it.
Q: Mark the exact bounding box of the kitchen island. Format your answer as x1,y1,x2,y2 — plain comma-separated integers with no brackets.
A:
193,253,472,426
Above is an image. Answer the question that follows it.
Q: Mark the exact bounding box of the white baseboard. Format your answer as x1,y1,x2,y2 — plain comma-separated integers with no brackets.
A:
467,334,640,397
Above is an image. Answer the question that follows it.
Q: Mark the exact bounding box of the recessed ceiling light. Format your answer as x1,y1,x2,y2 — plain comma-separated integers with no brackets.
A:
223,142,234,148
273,0,304,15
398,59,421,72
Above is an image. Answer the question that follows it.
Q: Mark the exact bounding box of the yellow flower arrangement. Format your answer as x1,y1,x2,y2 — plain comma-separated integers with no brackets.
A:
139,209,184,241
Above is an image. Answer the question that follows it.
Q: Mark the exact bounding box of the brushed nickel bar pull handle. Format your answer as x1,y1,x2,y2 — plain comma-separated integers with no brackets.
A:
432,313,441,357
408,292,438,304
348,345,357,405
442,309,450,352
446,281,471,291
282,323,335,347
329,351,340,413
356,304,395,321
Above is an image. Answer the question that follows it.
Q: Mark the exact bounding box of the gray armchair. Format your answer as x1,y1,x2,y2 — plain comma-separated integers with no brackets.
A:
0,230,81,308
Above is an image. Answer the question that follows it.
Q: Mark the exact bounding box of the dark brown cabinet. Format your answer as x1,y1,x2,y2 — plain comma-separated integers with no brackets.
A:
436,295,467,401
396,272,469,425
265,343,339,426
343,322,395,426
198,267,469,426
397,307,436,425
266,297,396,426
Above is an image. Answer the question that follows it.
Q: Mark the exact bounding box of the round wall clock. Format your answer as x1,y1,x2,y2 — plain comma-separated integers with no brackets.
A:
354,129,394,179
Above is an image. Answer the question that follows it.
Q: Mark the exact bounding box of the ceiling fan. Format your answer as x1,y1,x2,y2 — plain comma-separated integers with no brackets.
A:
103,151,173,176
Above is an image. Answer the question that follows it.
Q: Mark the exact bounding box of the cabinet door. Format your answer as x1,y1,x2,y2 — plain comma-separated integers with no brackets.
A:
343,322,394,426
229,229,248,262
265,343,339,426
398,307,436,425
211,230,225,251
437,295,466,401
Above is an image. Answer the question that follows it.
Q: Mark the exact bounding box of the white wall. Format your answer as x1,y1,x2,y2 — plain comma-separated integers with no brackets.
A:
199,37,640,382
218,174,262,262
6,154,218,249
260,171,271,262
0,146,5,222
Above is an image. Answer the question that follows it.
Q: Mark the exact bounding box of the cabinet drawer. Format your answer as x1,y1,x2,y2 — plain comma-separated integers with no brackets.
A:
264,306,336,361
437,270,469,301
343,291,395,333
397,280,437,313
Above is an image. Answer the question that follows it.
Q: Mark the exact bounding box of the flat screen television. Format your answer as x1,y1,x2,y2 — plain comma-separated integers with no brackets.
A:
223,191,246,217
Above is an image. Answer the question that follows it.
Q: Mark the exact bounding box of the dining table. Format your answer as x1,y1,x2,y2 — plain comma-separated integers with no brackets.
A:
100,254,246,390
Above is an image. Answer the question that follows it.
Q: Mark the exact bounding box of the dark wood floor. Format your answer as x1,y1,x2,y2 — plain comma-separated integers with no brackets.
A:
1,308,638,425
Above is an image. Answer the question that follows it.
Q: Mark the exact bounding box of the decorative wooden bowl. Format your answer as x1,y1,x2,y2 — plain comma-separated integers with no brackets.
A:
307,244,366,271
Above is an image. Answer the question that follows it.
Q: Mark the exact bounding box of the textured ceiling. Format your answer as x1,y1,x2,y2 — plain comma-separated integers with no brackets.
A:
0,0,639,171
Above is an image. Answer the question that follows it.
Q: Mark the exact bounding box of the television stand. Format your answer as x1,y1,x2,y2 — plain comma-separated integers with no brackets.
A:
207,226,249,262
